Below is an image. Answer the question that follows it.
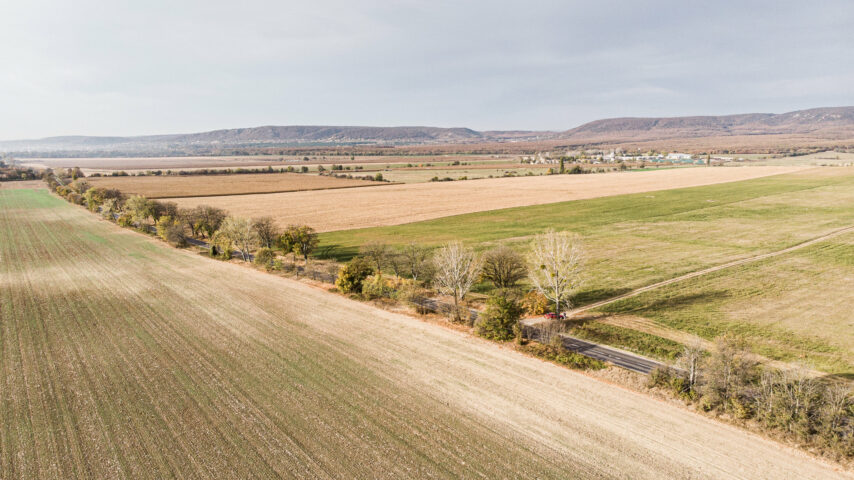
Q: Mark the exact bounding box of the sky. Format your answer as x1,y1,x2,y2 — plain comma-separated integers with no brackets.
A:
1,0,852,139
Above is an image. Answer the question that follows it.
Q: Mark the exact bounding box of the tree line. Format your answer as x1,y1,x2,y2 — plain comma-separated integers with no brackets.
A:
45,171,321,268
651,335,852,458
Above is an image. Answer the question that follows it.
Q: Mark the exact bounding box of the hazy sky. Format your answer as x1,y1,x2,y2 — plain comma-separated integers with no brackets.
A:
1,0,852,139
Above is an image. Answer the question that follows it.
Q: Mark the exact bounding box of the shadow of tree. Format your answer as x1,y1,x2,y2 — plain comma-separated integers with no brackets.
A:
600,289,732,314
571,288,632,306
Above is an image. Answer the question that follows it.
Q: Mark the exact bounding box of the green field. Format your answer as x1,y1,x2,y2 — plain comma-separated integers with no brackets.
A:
597,230,854,374
319,168,854,373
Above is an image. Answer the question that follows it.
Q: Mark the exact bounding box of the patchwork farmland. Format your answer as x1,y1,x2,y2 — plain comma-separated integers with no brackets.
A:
0,187,847,479
319,167,854,374
164,165,803,231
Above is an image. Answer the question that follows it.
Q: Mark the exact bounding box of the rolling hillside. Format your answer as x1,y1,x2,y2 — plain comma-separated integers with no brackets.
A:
562,106,854,142
2,107,853,154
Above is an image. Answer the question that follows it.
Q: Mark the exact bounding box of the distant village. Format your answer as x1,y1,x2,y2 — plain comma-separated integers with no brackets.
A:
520,150,742,166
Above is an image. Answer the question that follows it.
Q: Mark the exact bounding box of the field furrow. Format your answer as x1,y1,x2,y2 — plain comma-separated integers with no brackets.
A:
0,188,848,479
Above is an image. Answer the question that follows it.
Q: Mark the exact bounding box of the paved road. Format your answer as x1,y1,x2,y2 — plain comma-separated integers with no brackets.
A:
422,298,667,374
521,323,665,374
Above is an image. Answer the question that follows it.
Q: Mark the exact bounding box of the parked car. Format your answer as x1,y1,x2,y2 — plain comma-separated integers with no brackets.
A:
544,312,566,320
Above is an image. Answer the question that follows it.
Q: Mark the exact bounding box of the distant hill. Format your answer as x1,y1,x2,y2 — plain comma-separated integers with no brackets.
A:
2,107,852,154
561,106,854,143
0,126,553,153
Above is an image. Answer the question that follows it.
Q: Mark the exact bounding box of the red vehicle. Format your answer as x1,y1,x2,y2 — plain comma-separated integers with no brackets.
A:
544,312,566,320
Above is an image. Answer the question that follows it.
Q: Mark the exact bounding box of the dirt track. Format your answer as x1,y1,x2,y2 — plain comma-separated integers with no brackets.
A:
165,165,806,231
571,223,854,315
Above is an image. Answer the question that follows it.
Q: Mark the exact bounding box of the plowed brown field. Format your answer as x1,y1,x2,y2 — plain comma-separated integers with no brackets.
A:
86,172,385,198
164,166,805,231
1,188,847,479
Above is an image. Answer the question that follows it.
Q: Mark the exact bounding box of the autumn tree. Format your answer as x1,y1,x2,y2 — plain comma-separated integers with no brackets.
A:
279,225,319,267
196,205,227,238
213,216,258,261
152,200,179,221
528,230,584,316
123,195,156,229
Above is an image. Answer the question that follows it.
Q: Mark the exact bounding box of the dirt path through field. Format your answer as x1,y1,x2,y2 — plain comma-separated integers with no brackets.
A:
166,165,806,231
570,223,854,316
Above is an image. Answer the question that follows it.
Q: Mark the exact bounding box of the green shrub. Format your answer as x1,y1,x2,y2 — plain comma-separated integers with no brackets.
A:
475,294,523,341
253,247,276,269
335,257,374,293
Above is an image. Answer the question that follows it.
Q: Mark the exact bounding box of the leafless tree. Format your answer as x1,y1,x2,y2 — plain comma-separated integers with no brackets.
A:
433,241,481,322
399,242,433,282
360,240,391,273
678,335,705,389
820,383,852,435
481,246,527,289
700,334,757,412
251,216,279,249
528,230,584,315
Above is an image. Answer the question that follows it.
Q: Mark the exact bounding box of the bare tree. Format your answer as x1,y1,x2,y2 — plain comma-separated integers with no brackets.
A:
399,242,433,282
214,216,258,261
678,335,705,389
433,241,481,322
700,334,757,413
360,240,391,273
528,230,584,315
481,246,527,289
820,383,852,436
251,216,279,249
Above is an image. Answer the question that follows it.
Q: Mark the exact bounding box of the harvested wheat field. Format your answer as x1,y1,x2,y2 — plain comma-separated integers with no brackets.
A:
166,165,805,231
1,188,848,479
87,172,386,198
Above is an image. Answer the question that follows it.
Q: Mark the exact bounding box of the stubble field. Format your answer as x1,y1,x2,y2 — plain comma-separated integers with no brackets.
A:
1,188,847,479
164,165,803,231
86,172,386,198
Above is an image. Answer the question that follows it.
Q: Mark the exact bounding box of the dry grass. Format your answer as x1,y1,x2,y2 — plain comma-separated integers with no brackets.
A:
87,173,385,198
166,165,804,231
1,188,848,479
